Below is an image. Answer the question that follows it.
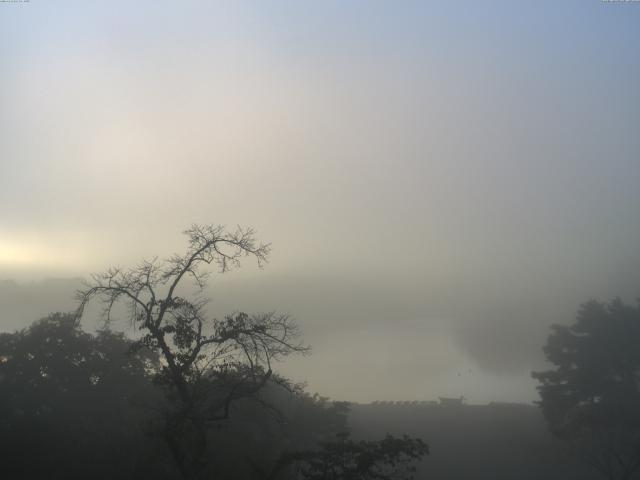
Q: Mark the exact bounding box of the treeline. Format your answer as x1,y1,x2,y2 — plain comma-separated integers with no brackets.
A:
0,313,426,480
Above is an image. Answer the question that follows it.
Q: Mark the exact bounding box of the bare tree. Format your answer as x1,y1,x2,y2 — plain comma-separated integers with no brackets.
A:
75,224,309,478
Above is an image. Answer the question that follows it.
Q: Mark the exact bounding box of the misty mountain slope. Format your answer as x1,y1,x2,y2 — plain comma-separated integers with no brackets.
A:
348,403,600,480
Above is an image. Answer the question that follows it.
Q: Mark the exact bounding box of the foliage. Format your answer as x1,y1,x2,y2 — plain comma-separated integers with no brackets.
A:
0,313,169,480
202,391,353,479
2,314,416,480
267,432,429,480
0,314,363,480
532,299,640,480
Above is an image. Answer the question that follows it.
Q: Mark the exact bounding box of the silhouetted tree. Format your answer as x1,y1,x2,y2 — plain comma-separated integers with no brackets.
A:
75,224,309,478
265,433,428,480
0,313,168,480
532,299,640,480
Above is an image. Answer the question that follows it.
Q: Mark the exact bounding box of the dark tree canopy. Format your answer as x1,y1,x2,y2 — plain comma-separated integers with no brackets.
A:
0,314,428,480
532,299,640,480
0,313,166,480
0,313,355,480
267,433,428,480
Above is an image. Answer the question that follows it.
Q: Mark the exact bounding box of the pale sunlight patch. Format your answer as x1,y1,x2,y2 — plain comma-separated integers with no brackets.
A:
0,236,88,270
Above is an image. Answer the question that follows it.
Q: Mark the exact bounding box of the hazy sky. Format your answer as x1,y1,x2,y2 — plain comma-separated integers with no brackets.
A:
1,1,639,403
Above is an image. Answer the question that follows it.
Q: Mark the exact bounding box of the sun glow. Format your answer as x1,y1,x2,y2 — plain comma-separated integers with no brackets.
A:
0,243,39,266
0,236,89,270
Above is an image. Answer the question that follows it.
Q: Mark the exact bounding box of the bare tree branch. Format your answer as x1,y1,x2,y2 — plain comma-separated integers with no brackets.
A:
74,224,303,479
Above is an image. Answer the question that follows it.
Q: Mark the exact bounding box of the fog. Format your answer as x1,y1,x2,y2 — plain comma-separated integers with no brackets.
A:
2,0,640,407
